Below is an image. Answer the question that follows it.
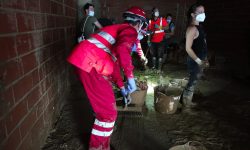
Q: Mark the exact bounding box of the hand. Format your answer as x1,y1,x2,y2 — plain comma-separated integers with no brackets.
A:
204,60,210,68
198,60,209,69
127,78,137,93
200,61,207,68
195,58,205,68
120,87,128,97
140,56,148,65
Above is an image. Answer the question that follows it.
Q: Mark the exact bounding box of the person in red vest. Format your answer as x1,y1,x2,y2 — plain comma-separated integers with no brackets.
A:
67,6,147,150
147,7,168,72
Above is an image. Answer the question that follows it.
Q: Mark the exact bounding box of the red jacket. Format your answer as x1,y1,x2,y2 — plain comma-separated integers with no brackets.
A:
67,23,137,88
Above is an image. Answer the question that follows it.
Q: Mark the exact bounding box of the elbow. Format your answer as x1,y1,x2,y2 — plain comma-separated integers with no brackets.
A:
185,47,192,53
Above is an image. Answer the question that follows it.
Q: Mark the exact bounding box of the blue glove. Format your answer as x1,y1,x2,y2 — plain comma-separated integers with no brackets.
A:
120,87,128,97
127,78,137,93
131,43,137,52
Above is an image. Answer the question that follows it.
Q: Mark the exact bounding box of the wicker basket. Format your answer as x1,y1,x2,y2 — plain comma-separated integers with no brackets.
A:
130,88,148,107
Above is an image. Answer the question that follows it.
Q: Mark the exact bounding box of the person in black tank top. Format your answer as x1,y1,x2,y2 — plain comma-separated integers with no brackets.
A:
191,25,207,60
182,3,209,110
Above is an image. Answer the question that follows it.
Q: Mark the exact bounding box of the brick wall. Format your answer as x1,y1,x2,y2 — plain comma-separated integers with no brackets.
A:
0,0,77,149
203,0,250,75
94,0,196,41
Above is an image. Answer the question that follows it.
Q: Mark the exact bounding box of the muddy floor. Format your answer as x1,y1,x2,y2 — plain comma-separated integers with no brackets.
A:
42,63,250,150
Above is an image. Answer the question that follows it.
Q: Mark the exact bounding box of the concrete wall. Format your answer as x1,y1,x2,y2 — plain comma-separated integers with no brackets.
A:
0,0,77,149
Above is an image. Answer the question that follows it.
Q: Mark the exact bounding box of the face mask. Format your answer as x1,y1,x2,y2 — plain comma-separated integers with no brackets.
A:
196,13,206,22
137,32,144,40
154,11,159,17
167,19,171,23
88,11,95,16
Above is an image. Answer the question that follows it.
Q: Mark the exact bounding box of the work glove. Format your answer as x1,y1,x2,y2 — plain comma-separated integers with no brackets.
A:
131,43,137,52
120,87,128,97
127,78,137,94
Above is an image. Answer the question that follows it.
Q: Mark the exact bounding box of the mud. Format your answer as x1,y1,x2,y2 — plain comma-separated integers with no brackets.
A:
42,64,250,150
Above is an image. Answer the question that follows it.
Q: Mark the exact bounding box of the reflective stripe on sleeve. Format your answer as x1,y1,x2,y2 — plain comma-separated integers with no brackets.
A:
87,38,117,61
98,31,116,44
91,129,113,137
94,119,115,128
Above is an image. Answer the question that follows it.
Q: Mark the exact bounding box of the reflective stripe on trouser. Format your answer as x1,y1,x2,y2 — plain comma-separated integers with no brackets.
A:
76,68,117,150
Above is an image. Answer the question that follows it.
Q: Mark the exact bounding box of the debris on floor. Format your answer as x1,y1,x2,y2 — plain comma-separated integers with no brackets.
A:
42,64,250,150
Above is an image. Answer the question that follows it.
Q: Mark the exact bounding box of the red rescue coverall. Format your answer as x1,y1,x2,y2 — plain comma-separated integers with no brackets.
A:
67,23,137,150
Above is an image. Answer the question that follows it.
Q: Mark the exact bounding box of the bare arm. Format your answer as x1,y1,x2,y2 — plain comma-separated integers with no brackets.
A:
94,20,103,29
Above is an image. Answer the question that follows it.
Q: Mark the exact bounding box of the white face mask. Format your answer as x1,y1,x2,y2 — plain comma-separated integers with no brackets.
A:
88,10,95,16
154,11,159,17
137,32,144,40
196,13,206,22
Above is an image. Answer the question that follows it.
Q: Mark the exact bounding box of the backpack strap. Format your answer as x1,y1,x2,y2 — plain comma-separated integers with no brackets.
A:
81,16,90,33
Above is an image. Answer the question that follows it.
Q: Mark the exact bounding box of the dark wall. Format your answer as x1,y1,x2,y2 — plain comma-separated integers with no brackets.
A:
203,0,250,76
94,0,196,42
0,0,77,149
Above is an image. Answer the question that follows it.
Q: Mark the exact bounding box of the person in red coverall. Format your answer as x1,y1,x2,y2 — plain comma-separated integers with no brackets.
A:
147,7,168,72
67,6,147,150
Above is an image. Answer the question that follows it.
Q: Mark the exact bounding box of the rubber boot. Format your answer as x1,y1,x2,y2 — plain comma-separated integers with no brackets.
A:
183,94,197,108
152,57,156,69
182,94,197,115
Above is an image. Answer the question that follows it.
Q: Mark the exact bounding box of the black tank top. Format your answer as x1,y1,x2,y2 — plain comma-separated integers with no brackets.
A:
192,25,207,58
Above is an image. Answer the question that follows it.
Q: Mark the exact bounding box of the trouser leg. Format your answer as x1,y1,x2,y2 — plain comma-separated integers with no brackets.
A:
157,41,165,71
183,57,202,108
152,57,157,69
151,43,158,69
77,68,117,150
158,58,163,71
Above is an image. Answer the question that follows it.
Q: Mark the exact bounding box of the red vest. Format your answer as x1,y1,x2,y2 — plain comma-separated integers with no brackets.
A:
148,17,168,42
